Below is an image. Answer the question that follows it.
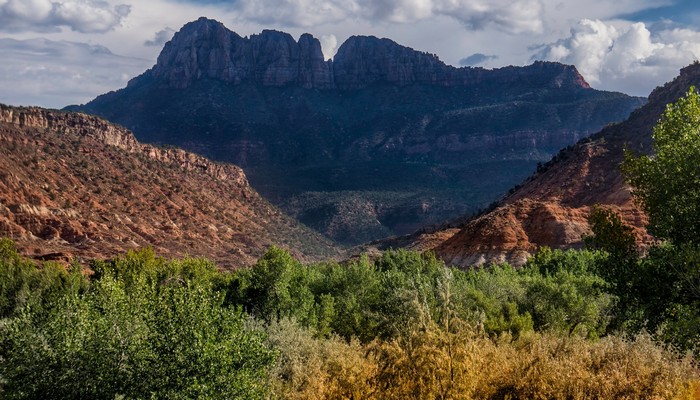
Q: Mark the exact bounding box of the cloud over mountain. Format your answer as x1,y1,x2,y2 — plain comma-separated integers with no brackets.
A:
145,27,175,47
459,53,498,66
533,19,700,95
0,38,150,108
229,0,545,34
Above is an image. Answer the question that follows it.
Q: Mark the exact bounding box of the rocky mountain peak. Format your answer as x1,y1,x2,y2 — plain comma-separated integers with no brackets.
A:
333,35,450,88
142,18,332,89
73,18,642,247
526,61,591,89
135,18,592,91
646,61,700,108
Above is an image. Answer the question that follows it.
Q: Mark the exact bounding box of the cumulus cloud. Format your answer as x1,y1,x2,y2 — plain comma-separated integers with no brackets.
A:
229,0,545,34
532,19,700,96
145,27,176,47
459,53,498,66
0,0,130,33
0,38,151,108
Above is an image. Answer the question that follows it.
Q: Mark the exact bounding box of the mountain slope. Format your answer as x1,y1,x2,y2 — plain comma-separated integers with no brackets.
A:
0,104,340,268
419,62,700,267
70,18,645,246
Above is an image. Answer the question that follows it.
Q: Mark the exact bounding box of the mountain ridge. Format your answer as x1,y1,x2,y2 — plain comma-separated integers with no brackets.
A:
0,104,340,267
405,62,700,267
120,17,591,92
70,18,645,246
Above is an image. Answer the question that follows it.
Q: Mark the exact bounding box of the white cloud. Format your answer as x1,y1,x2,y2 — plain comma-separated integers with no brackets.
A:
229,0,546,34
0,0,130,33
533,19,700,95
0,38,151,108
319,34,337,59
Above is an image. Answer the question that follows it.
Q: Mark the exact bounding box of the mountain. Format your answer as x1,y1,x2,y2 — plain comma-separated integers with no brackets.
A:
69,17,645,246
393,62,700,267
0,104,340,268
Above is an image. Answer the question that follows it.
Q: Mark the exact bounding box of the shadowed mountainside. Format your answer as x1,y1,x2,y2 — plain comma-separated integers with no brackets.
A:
0,105,340,268
70,18,645,246
373,62,700,267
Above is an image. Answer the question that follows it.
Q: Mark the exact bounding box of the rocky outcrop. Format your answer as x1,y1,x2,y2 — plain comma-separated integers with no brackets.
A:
427,62,700,267
333,36,590,89
0,104,139,149
142,18,333,89
332,36,451,88
0,105,247,186
0,105,340,267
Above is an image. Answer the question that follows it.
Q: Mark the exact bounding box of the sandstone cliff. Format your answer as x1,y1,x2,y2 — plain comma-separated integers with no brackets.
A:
0,104,339,267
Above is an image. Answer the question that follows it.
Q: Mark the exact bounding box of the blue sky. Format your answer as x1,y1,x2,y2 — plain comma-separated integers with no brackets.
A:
1,0,699,108
623,0,699,23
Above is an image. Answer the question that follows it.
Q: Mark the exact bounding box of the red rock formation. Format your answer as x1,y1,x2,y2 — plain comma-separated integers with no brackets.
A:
0,104,339,268
427,63,700,267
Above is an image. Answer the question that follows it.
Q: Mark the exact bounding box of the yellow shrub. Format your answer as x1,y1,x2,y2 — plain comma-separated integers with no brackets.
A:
269,319,698,399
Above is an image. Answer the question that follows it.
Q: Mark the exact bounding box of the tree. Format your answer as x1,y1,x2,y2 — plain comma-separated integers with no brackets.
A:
621,87,700,352
622,86,700,244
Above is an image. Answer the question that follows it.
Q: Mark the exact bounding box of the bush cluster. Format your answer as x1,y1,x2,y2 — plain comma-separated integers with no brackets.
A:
1,239,697,399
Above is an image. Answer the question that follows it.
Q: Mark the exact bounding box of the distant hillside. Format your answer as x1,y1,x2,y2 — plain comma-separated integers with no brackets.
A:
0,105,340,268
394,62,700,267
70,17,645,246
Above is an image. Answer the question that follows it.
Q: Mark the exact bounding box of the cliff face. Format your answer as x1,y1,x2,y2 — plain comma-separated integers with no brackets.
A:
144,18,333,89
0,105,339,267
72,18,644,246
0,105,248,185
427,63,700,267
139,17,590,91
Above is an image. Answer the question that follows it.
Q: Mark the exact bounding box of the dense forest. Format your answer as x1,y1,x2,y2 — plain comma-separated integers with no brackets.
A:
2,87,700,399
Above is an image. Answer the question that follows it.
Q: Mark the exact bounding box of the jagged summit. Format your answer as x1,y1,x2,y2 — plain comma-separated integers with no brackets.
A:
134,17,591,91
139,17,331,89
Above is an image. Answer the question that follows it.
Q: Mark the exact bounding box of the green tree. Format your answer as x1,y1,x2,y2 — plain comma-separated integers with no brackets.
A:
622,86,700,244
522,248,612,337
0,248,276,399
620,87,700,352
242,246,319,327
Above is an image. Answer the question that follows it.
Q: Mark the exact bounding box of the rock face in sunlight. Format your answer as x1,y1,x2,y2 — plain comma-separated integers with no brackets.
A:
71,17,644,246
0,105,339,268
414,63,700,267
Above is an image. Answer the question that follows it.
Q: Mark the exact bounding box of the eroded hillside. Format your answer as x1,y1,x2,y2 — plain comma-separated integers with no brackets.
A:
0,105,340,267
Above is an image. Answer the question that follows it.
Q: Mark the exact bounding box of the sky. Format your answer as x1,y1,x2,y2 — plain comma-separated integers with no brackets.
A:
1,0,699,108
